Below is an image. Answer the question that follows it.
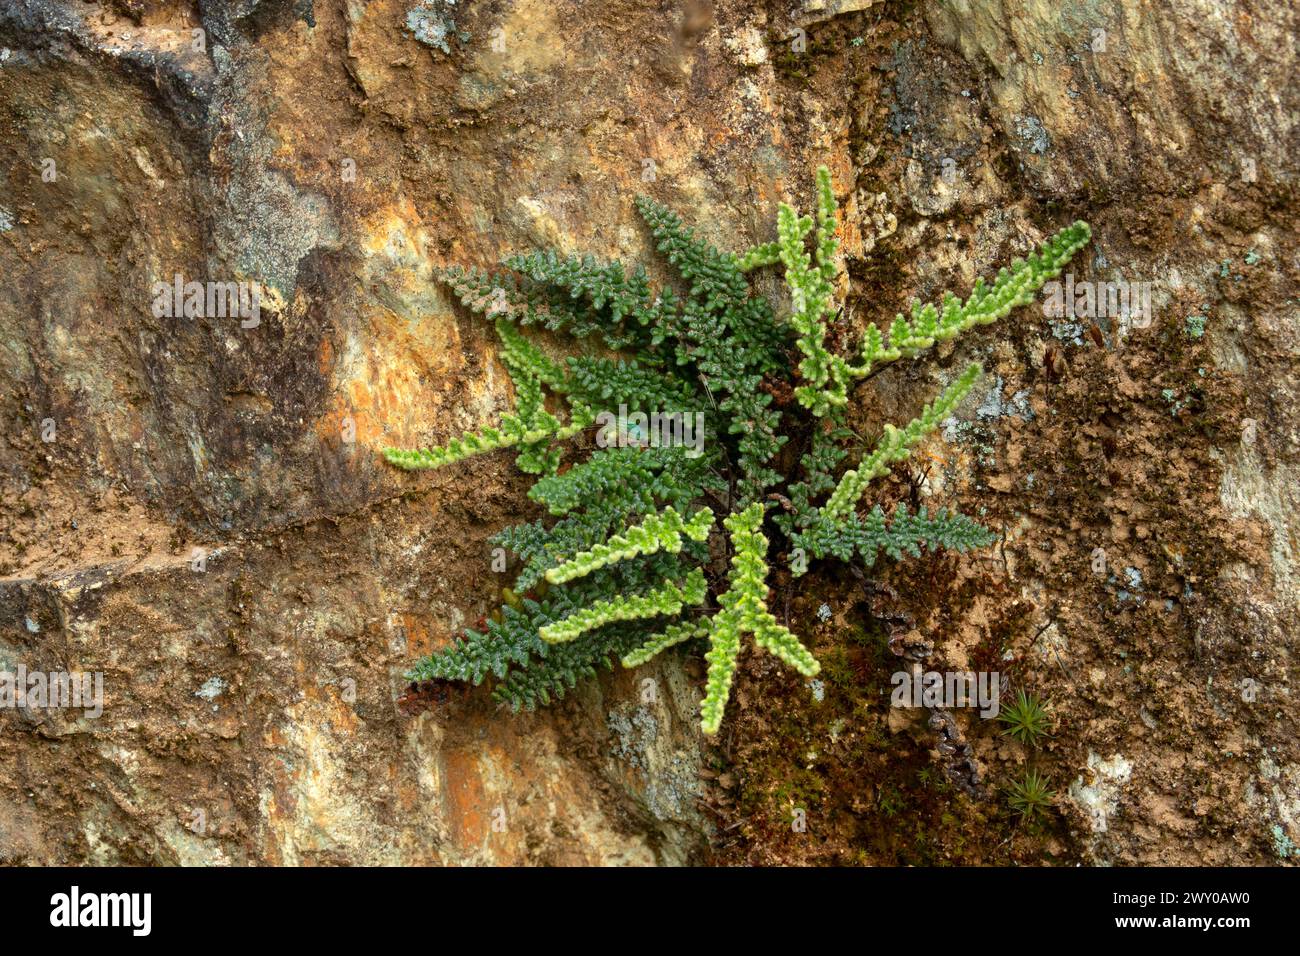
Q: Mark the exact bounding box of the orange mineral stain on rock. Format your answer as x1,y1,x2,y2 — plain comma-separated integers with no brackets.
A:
317,335,335,377
441,747,490,852
394,613,442,658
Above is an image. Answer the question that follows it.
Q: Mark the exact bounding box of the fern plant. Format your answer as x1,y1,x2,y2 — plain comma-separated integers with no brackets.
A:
382,166,1090,734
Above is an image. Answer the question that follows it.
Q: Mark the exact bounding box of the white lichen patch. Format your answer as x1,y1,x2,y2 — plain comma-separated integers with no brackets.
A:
723,27,769,67
195,676,227,701
1068,751,1133,834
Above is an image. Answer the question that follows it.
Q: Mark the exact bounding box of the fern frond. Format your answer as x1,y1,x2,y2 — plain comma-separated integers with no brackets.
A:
813,165,839,280
502,446,719,591
620,619,711,668
492,319,569,474
492,623,646,712
546,507,714,584
791,502,995,575
538,569,708,644
382,403,595,471
778,185,1091,415
494,318,569,392
700,612,743,735
839,220,1092,381
633,196,751,313
406,600,545,685
699,503,819,734
819,362,982,520
751,609,820,675
562,356,697,413
441,265,520,314
634,195,788,373
737,241,782,272
780,201,834,397
504,251,657,331
527,445,714,516
777,166,846,417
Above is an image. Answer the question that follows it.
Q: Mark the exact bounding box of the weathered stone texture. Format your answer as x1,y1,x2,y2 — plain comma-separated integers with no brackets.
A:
1,0,1295,864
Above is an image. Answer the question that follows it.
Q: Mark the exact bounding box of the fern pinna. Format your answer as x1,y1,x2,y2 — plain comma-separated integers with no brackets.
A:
382,166,1090,734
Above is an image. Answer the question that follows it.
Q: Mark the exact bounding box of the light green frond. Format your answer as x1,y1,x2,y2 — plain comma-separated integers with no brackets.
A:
779,199,836,399
840,220,1092,380
813,165,839,283
700,610,743,735
782,204,1090,415
538,569,708,645
620,619,710,668
819,363,982,520
698,502,819,734
738,241,782,272
382,403,595,471
752,610,820,675
545,507,714,584
494,318,569,391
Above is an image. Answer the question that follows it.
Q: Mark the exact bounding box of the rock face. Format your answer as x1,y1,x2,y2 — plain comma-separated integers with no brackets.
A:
0,0,1295,865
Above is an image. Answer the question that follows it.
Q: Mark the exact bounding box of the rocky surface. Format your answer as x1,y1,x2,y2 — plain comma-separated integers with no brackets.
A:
1,0,1295,865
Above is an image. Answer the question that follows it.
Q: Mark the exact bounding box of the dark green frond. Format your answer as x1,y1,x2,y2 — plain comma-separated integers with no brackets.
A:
791,502,995,575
